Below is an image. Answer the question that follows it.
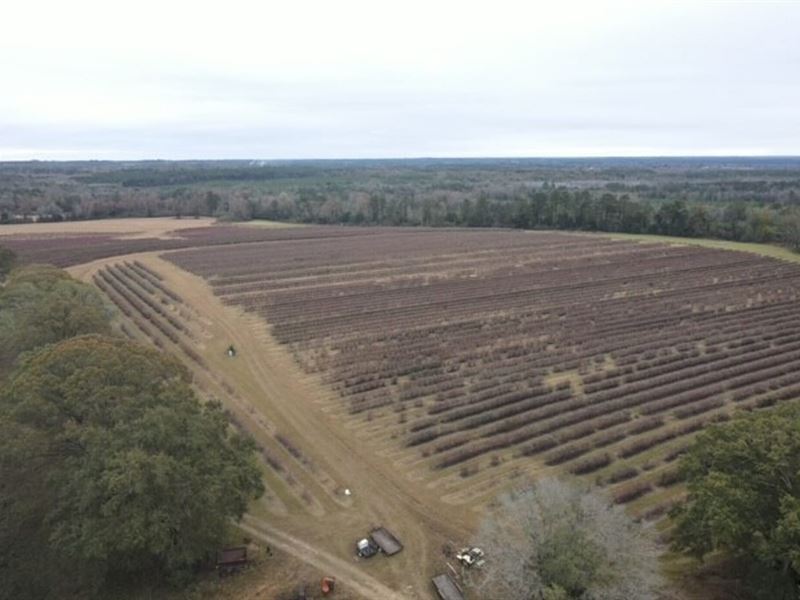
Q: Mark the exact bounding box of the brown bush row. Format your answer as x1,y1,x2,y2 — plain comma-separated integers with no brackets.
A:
613,480,653,504
428,343,800,466
544,442,593,465
398,377,464,401
626,416,664,435
268,276,800,346
639,497,683,522
540,411,636,465
118,263,158,295
275,434,306,463
178,341,207,368
310,300,796,398
588,341,800,409
519,435,559,456
132,260,164,281
443,393,644,467
663,443,691,463
656,467,684,487
417,388,573,443
94,274,132,317
300,304,792,380
603,465,639,485
425,385,556,422
262,448,286,473
565,412,629,439
591,428,627,449
639,385,725,416
568,452,612,475
617,415,718,460
341,379,387,396
96,275,162,348
98,269,180,344
673,397,725,419
347,394,394,415
106,266,186,333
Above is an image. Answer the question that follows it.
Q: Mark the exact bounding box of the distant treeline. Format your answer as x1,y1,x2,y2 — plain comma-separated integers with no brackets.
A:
255,187,800,248
2,158,800,249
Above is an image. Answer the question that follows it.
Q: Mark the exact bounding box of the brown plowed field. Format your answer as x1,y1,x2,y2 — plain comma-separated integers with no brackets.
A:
166,228,800,520
35,220,800,599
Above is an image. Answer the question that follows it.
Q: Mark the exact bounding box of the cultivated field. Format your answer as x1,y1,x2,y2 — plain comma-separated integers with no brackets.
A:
11,219,800,598
0,220,368,267
166,229,800,516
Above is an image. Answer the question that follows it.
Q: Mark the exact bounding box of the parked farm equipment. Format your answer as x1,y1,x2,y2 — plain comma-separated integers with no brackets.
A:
432,573,466,600
355,526,403,558
455,546,485,568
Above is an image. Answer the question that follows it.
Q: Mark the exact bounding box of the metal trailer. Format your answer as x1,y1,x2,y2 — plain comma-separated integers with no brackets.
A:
370,527,403,556
432,573,466,600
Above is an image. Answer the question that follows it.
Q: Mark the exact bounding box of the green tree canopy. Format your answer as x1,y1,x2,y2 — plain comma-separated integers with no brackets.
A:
0,264,111,367
0,335,264,599
671,402,800,598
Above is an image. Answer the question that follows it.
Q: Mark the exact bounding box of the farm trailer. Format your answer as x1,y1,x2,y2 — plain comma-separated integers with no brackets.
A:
432,573,466,600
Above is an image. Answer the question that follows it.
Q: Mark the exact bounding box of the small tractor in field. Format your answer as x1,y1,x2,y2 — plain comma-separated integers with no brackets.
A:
456,546,485,568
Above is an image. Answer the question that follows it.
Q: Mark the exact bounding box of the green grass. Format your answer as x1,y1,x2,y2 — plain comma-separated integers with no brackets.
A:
235,219,306,229
596,232,800,264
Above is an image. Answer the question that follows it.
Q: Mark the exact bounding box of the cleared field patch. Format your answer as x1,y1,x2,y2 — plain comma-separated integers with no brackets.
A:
0,216,217,238
164,228,800,509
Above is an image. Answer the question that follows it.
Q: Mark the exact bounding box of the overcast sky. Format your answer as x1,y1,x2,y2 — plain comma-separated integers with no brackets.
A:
2,0,799,160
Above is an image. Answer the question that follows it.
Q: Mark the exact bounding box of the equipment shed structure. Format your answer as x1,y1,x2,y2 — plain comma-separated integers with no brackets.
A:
432,574,465,600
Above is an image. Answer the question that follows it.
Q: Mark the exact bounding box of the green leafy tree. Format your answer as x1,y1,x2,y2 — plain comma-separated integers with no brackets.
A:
472,478,662,599
780,208,800,252
0,335,264,598
0,265,111,366
655,199,690,236
671,402,800,598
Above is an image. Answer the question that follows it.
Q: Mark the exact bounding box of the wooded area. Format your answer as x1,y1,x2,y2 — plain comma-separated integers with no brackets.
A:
0,260,264,599
3,158,800,249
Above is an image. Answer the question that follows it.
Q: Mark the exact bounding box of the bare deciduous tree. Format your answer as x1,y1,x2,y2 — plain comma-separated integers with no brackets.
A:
468,478,663,600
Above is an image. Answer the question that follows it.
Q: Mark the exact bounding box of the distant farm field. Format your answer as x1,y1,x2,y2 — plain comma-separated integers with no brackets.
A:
160,228,800,514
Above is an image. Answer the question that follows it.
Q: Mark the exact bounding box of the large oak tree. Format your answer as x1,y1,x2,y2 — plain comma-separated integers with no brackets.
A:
672,402,800,598
0,335,264,599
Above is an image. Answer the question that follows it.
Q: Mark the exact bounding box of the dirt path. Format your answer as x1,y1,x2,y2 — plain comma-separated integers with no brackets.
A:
69,251,474,600
240,516,411,600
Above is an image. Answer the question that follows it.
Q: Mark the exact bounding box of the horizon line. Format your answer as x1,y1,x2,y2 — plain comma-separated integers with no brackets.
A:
3,154,800,164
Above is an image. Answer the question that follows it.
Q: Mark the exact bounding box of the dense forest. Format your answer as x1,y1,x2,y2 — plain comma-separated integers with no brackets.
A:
2,158,800,249
0,258,264,599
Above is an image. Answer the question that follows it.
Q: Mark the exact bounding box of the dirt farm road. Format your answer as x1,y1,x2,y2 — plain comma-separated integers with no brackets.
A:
69,249,473,600
240,515,411,600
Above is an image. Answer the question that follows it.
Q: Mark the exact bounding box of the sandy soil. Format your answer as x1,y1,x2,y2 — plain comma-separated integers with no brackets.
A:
0,217,219,239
